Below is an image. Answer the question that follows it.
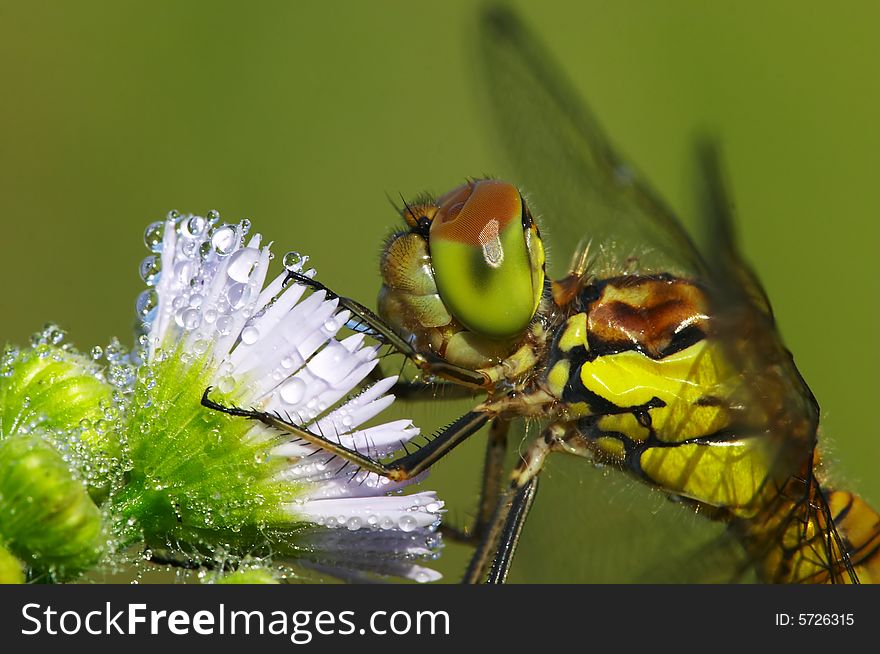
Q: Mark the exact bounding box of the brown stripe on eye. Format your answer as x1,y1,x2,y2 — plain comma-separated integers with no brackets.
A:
430,180,521,247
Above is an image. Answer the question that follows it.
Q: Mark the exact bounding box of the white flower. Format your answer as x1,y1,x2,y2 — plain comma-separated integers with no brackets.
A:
137,212,443,582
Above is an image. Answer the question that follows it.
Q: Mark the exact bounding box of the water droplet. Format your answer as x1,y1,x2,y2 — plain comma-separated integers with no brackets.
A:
218,375,235,393
239,218,251,234
139,254,161,286
189,293,204,308
323,317,339,332
379,517,394,530
414,570,431,583
226,248,260,283
279,378,306,405
398,515,418,532
240,325,260,344
135,289,158,319
346,517,363,531
184,215,207,237
282,251,309,272
90,346,103,360
210,225,238,256
225,282,254,310
144,221,165,252
203,308,218,324
181,308,202,330
207,209,221,223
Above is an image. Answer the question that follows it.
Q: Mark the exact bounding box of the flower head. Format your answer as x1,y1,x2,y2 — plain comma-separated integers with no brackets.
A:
116,212,443,582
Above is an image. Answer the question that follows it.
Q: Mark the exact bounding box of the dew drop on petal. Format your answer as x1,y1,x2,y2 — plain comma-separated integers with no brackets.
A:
136,289,158,319
182,308,201,330
398,515,418,532
203,308,218,324
184,215,207,237
282,251,309,272
379,517,394,530
279,378,306,405
181,238,199,258
240,325,260,344
218,375,235,393
225,283,254,310
192,339,209,355
211,225,238,256
139,255,161,286
346,517,363,531
226,248,260,283
144,221,165,252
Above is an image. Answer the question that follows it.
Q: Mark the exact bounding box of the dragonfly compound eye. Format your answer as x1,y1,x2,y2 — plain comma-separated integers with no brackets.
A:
428,179,545,338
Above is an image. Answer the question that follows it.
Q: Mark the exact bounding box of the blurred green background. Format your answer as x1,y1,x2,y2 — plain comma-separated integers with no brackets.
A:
1,1,877,582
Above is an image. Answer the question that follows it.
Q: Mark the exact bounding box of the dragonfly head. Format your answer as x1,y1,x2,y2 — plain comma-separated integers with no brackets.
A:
379,179,546,368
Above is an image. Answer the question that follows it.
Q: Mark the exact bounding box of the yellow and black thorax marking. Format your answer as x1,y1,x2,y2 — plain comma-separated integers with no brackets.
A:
544,274,788,515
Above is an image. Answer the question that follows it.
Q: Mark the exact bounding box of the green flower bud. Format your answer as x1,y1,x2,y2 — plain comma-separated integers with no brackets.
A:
0,332,119,491
0,434,105,581
0,542,25,584
212,566,280,585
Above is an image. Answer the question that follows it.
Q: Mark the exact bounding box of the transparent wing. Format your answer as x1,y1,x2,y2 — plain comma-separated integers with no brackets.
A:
477,5,706,280
697,143,863,583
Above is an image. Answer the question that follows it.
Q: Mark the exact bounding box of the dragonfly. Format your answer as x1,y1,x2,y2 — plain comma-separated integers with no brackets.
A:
204,6,880,583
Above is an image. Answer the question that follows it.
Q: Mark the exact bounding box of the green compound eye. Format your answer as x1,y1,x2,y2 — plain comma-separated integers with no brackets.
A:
428,179,545,339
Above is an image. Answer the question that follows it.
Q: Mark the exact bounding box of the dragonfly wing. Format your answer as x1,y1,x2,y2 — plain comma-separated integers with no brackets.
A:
477,5,706,280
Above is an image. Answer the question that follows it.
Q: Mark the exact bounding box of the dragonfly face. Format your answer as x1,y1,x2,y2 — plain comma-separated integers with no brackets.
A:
378,179,546,371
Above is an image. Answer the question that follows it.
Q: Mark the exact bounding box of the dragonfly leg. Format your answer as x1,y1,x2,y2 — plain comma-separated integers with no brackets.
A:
442,418,509,544
367,362,484,402
201,387,491,482
286,271,491,388
463,423,566,583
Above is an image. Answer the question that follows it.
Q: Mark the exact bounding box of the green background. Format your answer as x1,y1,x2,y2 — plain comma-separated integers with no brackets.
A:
1,1,877,582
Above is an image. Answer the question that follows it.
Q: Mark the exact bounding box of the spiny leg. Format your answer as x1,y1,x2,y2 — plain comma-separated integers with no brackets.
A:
287,271,489,388
487,476,539,584
443,418,510,544
367,363,484,402
202,387,490,482
463,423,565,583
